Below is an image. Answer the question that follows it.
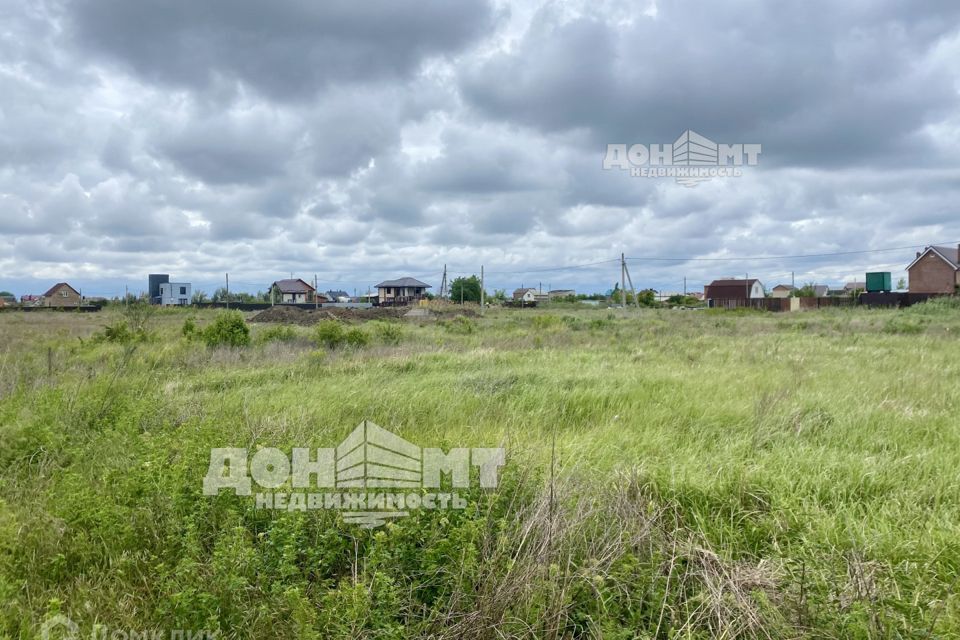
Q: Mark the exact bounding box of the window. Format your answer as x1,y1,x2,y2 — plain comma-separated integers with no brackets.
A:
61,290,68,297
179,286,186,295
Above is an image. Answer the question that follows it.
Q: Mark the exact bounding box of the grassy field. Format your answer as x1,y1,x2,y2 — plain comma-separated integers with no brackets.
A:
1,301,959,639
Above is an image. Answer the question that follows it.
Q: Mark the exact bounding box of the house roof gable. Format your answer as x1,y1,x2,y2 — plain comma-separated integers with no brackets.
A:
907,246,960,271
272,278,315,293
375,277,431,289
42,282,79,297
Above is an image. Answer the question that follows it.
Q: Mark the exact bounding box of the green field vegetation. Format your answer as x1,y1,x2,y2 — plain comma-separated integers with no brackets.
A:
2,300,960,638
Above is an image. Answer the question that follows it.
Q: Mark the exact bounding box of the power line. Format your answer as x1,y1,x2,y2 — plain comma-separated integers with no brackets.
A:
626,241,959,263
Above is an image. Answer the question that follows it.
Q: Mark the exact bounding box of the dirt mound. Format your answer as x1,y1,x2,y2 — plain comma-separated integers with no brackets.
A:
249,305,407,325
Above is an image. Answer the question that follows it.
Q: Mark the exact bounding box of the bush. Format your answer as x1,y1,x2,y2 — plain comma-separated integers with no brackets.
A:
907,296,960,315
94,320,136,343
256,325,298,345
314,320,346,348
181,318,198,340
882,315,927,335
344,327,370,348
202,311,251,347
531,314,561,331
370,321,405,345
441,316,476,334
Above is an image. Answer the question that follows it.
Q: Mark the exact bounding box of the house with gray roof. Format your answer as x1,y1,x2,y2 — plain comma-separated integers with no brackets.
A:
270,278,322,304
375,277,431,306
907,244,960,294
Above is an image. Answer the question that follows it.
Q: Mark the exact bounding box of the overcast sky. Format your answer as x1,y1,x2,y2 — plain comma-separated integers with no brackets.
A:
2,0,959,297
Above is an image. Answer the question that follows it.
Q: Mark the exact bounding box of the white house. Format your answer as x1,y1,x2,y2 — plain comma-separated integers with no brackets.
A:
512,288,537,303
159,282,191,306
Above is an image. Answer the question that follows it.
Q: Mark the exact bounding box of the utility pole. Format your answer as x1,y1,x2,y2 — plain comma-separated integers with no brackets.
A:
315,274,319,309
124,285,128,307
439,264,448,299
683,276,687,295
226,273,230,310
620,253,627,309
791,271,795,288
623,257,640,309
480,265,485,315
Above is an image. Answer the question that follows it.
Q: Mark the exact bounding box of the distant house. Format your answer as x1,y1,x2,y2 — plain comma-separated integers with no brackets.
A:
375,277,430,306
704,278,765,302
808,284,830,297
159,282,191,306
325,290,351,303
548,289,576,300
513,288,537,303
0,293,16,307
845,281,866,292
271,279,317,304
41,282,82,307
20,294,41,306
907,245,960,294
771,284,796,298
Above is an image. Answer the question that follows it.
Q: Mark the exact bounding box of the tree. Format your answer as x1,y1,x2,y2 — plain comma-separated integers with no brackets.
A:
192,290,209,304
450,275,484,303
793,282,817,297
897,277,906,290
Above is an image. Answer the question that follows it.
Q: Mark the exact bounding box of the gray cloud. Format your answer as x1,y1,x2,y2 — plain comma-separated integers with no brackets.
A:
0,0,958,297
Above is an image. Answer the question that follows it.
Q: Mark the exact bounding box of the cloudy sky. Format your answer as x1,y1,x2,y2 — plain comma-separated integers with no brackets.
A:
2,0,959,297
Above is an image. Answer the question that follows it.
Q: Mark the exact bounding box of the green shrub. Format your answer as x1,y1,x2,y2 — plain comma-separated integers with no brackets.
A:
202,311,251,347
370,321,405,345
256,325,298,344
344,327,370,348
93,319,150,343
531,314,561,330
442,316,476,334
882,316,926,335
181,317,198,340
907,296,960,315
314,320,346,348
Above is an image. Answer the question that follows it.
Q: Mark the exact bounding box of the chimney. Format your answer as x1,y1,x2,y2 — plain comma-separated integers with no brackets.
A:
917,251,921,258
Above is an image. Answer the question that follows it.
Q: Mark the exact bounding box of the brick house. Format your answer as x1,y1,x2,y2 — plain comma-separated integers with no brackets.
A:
907,245,960,294
41,282,81,307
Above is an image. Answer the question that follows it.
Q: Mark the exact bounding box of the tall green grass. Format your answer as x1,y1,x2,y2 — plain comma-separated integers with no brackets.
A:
1,302,959,638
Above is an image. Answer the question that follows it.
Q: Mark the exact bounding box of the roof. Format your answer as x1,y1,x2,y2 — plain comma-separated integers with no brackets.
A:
772,284,796,291
375,277,431,289
811,285,829,297
906,245,960,271
272,278,315,293
42,282,79,297
707,278,760,287
843,281,866,290
325,290,349,299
